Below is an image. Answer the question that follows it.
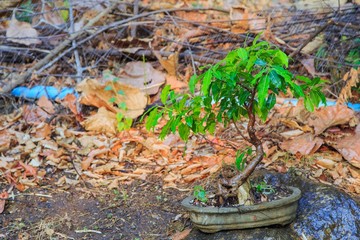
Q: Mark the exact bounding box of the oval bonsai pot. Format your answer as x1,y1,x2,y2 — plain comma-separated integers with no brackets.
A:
181,186,301,233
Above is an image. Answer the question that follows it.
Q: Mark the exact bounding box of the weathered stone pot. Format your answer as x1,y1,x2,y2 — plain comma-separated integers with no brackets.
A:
181,186,301,233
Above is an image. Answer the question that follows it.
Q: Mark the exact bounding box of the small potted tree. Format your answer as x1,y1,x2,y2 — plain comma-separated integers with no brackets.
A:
145,36,326,232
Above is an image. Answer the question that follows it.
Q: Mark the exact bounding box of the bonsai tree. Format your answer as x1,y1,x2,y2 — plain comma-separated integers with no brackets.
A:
146,36,326,205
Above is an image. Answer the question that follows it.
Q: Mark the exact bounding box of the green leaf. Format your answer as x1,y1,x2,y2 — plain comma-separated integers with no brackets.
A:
235,151,246,171
237,48,248,61
145,108,162,131
124,118,133,129
116,112,123,122
246,55,257,71
160,85,171,105
118,102,126,110
266,93,276,109
268,70,281,88
304,96,314,112
291,84,304,98
60,0,69,21
159,119,173,140
117,90,125,95
109,97,116,103
296,75,312,84
178,123,190,141
252,34,261,46
273,66,292,81
254,59,266,66
185,116,193,127
193,185,207,203
274,50,289,68
189,75,198,94
257,76,270,108
104,85,112,91
309,90,320,108
117,122,125,131
201,71,212,95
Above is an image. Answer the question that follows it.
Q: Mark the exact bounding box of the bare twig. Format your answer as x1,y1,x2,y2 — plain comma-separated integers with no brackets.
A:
232,119,250,142
289,20,333,59
130,0,140,38
1,3,117,93
68,0,83,83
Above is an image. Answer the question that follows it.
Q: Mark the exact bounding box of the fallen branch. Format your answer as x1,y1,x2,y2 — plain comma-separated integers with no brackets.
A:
1,6,229,93
289,20,333,59
0,3,118,93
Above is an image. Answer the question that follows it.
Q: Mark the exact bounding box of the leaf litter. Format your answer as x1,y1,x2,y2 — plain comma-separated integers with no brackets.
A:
0,0,360,238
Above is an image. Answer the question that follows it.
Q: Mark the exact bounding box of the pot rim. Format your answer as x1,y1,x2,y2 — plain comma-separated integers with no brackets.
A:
181,186,301,214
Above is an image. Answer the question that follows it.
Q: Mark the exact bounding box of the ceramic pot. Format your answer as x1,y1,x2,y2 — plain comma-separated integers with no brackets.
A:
181,186,301,233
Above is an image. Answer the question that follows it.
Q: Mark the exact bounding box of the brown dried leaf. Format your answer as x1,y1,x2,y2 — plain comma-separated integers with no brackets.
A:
109,62,166,95
33,123,52,139
300,58,316,77
155,52,178,76
0,130,11,153
337,68,359,105
61,94,83,122
82,107,117,136
0,191,9,214
42,2,65,26
183,174,203,183
76,78,148,119
166,75,187,90
301,34,324,54
308,105,356,135
6,15,41,46
332,133,360,168
230,6,265,33
171,228,192,240
280,133,323,155
349,167,360,178
315,158,336,169
23,97,55,124
81,148,110,170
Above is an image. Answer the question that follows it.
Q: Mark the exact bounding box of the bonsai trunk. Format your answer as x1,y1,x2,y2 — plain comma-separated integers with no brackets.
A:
217,104,264,203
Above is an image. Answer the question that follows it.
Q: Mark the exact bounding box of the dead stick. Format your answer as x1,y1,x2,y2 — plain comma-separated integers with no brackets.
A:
68,0,83,83
130,0,140,38
1,3,117,94
1,7,227,93
29,8,224,72
289,20,333,59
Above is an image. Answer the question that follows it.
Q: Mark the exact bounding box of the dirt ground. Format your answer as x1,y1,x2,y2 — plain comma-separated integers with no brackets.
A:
0,175,190,240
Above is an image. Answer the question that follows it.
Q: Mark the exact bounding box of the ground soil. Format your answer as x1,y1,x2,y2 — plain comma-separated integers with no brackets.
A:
0,175,190,240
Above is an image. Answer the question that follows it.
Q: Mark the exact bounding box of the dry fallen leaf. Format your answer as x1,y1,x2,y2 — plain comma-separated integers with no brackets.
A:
308,105,356,135
0,191,9,214
0,130,12,153
61,94,83,122
42,2,66,27
280,133,323,155
82,107,117,136
6,15,41,46
300,58,316,77
301,34,324,54
76,78,148,119
337,68,359,105
166,75,188,90
315,158,336,169
230,6,265,33
155,52,178,76
331,133,360,168
105,62,166,95
171,228,192,240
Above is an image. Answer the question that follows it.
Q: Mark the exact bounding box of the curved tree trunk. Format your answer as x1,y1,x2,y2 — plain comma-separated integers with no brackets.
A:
217,100,264,201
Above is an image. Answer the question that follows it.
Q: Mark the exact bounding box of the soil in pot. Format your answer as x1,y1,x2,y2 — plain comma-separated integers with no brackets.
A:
192,170,293,207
